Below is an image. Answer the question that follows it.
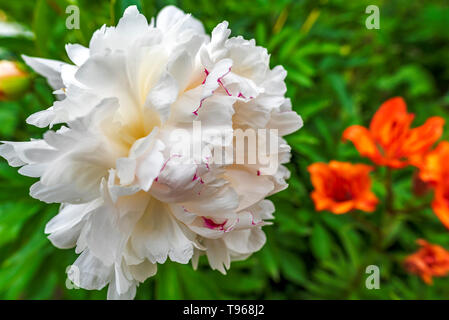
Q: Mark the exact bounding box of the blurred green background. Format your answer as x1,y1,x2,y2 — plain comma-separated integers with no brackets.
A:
0,0,449,299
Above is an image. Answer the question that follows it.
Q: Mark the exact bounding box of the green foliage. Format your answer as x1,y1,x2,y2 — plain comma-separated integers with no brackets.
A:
0,0,448,300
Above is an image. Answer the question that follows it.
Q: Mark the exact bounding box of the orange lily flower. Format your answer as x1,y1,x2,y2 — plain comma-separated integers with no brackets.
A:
432,185,449,230
343,97,444,168
404,239,449,284
419,141,449,186
308,161,378,214
412,171,432,197
419,141,449,229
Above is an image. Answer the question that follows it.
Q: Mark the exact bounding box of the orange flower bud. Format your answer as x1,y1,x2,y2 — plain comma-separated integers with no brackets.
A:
0,60,31,101
307,161,378,214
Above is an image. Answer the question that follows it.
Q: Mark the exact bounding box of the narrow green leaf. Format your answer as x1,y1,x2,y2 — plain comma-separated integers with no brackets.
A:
310,223,332,260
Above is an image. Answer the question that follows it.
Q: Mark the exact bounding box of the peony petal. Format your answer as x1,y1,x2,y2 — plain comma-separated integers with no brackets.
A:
45,201,100,248
156,5,204,35
223,228,266,254
21,55,67,91
267,109,303,136
65,43,90,66
144,72,179,123
30,181,89,204
224,166,274,211
135,137,165,192
128,259,157,283
69,250,112,290
131,198,194,264
203,238,230,274
107,282,136,300
116,158,137,186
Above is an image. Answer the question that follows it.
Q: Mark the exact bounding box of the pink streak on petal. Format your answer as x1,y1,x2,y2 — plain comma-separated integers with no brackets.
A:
201,68,209,84
203,217,227,230
155,154,181,182
193,67,235,116
225,218,239,233
204,156,210,171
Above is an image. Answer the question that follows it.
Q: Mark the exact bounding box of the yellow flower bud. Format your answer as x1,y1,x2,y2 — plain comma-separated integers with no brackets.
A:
0,60,31,101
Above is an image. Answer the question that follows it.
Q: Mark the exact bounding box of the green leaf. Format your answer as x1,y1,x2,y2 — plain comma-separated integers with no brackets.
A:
0,202,42,247
310,223,332,260
156,262,182,299
338,226,361,266
287,69,313,88
326,73,355,120
32,0,51,56
0,104,19,137
258,242,280,281
220,272,265,294
297,98,331,120
280,251,307,285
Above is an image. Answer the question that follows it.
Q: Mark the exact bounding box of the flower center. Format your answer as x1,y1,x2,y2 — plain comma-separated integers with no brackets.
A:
331,176,354,202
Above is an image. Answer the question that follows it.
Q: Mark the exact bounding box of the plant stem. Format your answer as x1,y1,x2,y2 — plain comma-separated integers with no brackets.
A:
32,80,51,111
385,167,394,215
375,167,394,250
350,212,382,251
350,212,378,236
110,0,116,25
391,203,430,215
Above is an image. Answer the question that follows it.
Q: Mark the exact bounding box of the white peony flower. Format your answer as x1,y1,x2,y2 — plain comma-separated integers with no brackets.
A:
0,5,302,299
